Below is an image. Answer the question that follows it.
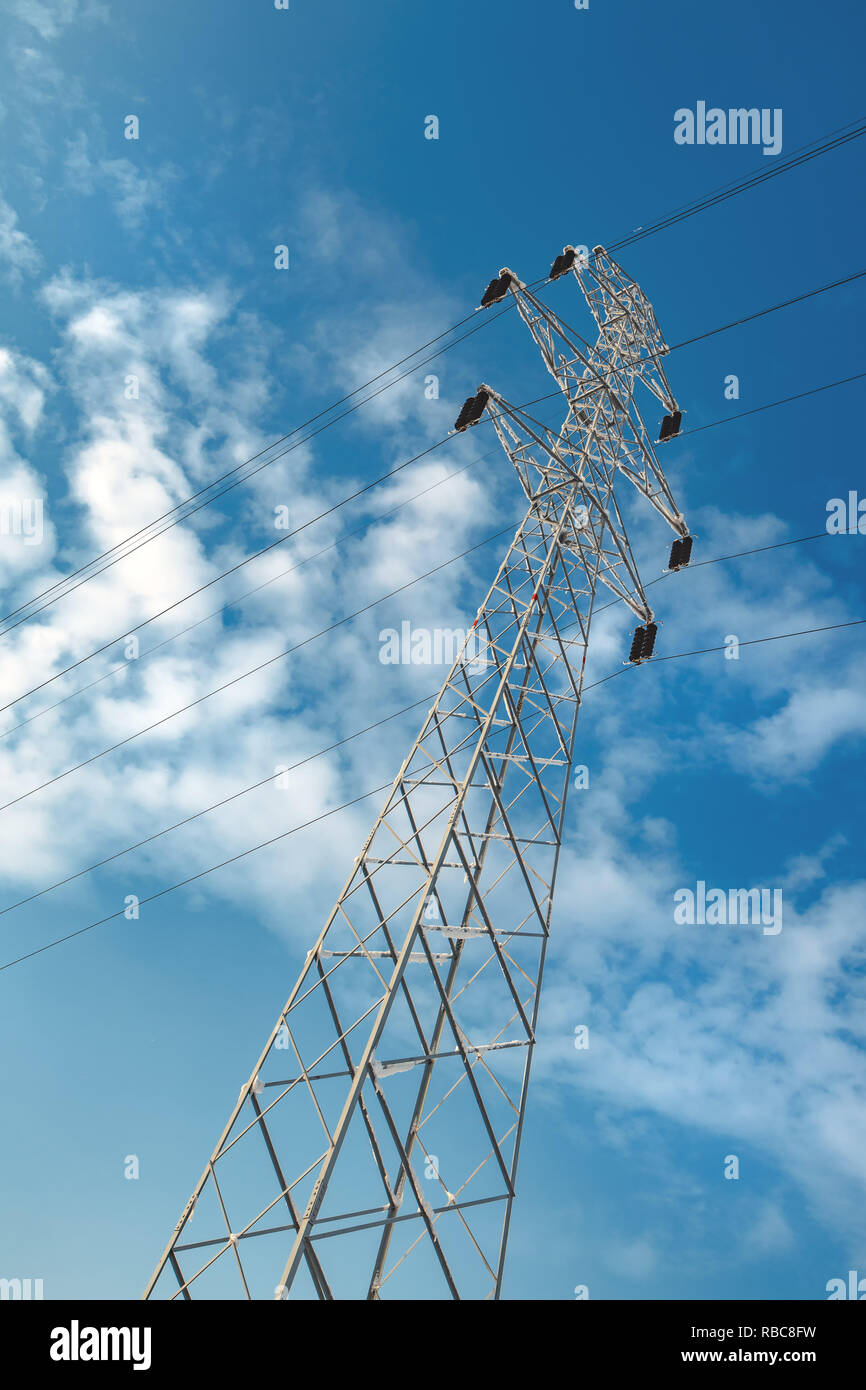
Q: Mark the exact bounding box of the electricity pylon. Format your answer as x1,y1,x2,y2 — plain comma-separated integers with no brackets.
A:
144,245,691,1301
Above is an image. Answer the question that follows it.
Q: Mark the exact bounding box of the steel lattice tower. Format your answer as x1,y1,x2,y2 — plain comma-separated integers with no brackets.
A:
144,245,691,1301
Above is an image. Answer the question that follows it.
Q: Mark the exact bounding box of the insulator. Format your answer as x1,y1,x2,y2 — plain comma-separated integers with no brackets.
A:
669,535,693,570
453,389,489,432
549,248,577,281
480,273,512,308
629,626,646,663
640,622,658,658
658,409,682,442
454,397,476,432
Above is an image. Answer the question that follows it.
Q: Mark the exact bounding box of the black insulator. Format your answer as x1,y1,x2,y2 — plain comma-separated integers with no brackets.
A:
640,622,658,659
454,397,477,432
669,535,693,570
480,273,512,308
629,626,646,663
469,389,489,423
454,389,489,432
549,248,577,281
658,409,682,442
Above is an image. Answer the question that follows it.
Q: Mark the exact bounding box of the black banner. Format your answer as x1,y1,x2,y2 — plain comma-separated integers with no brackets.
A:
3,1298,861,1375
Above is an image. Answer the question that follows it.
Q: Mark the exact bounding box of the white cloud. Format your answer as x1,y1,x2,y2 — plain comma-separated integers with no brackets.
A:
602,1234,659,1279
733,673,866,780
0,196,41,284
0,190,863,1272
10,0,108,41
534,726,866,1253
65,132,181,231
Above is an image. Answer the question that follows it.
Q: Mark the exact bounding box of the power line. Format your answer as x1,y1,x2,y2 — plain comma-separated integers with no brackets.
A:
0,694,436,917
676,371,866,438
4,614,862,973
522,271,866,413
0,522,517,815
0,384,852,803
608,122,866,252
668,270,866,352
0,305,519,639
4,114,861,638
2,529,857,917
0,446,508,737
0,432,513,718
589,530,846,619
582,618,865,691
0,782,394,973
0,530,856,922
5,290,861,722
0,364,859,789
606,116,866,243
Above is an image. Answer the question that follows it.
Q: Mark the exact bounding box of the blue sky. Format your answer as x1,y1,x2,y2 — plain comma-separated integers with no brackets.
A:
0,0,864,1300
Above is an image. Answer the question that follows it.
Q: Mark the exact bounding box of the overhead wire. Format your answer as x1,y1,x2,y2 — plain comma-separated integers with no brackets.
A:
1,529,859,918
4,269,863,720
581,619,865,692
3,118,865,964
4,112,862,636
0,782,395,972
0,432,511,717
0,302,521,638
0,522,518,814
1,356,860,778
3,613,863,972
0,442,511,736
607,122,866,251
605,116,866,243
0,694,436,917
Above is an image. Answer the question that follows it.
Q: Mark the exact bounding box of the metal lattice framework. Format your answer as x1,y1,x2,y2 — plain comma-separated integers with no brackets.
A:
144,245,689,1301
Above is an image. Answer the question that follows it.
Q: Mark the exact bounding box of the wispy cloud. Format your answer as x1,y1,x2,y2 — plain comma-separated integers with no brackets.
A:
65,132,181,231
0,196,42,285
9,0,108,42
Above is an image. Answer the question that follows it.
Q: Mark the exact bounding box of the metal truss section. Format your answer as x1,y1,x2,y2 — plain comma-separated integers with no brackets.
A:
145,244,689,1301
504,249,688,538
483,391,653,622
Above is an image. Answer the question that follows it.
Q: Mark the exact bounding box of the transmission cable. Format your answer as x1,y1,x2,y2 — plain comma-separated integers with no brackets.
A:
0,782,394,972
0,522,517,814
608,123,866,252
0,305,519,638
4,113,861,635
606,116,866,244
3,615,862,973
0,444,510,736
4,272,861,720
1,530,857,917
